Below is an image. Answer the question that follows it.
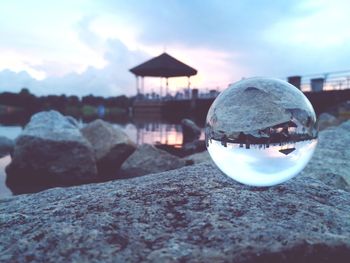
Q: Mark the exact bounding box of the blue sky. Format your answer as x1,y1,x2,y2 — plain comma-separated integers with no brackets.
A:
0,0,349,97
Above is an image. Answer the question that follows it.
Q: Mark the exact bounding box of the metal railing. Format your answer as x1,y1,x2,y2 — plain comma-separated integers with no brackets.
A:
288,70,350,92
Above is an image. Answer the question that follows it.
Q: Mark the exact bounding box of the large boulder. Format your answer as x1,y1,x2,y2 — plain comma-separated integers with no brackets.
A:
181,118,201,143
183,150,211,165
120,144,186,178
5,111,97,194
300,120,350,191
0,136,14,158
1,162,350,262
182,139,206,155
338,100,350,120
317,112,339,130
81,119,136,179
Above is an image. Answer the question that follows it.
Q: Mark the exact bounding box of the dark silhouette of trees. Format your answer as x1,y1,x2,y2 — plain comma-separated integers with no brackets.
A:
0,88,132,125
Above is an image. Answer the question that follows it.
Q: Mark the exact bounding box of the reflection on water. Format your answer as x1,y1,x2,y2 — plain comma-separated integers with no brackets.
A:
121,123,186,146
0,126,22,140
0,122,203,146
0,155,12,198
0,121,204,198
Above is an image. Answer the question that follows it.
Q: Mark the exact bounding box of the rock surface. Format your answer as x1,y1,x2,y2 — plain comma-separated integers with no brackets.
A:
120,144,186,178
183,150,211,165
6,111,98,194
182,139,206,155
338,101,350,120
317,112,340,130
300,120,350,191
0,136,14,158
1,162,350,262
181,118,201,143
81,119,136,179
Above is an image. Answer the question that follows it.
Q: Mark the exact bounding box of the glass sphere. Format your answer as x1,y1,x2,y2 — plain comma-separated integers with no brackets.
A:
205,77,318,186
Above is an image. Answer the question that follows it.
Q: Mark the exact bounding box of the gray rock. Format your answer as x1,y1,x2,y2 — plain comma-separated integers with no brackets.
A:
337,100,350,120
181,118,201,143
183,150,211,165
300,120,350,191
182,139,206,155
66,115,81,128
6,111,97,194
1,162,350,262
318,112,339,130
120,144,186,178
0,136,14,158
81,119,136,179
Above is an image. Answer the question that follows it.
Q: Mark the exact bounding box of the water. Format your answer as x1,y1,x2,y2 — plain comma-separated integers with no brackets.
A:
206,77,318,186
0,121,203,197
0,156,12,198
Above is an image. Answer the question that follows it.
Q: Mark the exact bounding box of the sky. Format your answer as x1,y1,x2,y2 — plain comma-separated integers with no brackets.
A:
0,0,350,97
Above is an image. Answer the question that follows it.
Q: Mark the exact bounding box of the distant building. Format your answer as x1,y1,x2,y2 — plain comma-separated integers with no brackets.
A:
287,76,301,89
311,78,324,92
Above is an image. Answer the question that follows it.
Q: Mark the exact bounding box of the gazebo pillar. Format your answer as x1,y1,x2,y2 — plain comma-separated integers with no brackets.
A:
141,77,145,95
135,76,140,95
159,78,163,99
166,78,169,96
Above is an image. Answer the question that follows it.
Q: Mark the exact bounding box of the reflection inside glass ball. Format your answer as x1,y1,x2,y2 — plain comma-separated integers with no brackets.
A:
205,77,318,186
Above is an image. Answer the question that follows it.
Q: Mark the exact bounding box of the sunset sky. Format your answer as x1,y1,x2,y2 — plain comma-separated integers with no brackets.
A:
0,0,350,97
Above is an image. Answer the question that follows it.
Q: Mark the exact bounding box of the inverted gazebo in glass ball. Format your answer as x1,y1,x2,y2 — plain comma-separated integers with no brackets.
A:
205,77,318,187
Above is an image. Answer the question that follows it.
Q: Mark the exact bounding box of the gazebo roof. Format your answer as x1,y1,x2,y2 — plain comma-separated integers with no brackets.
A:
129,52,197,78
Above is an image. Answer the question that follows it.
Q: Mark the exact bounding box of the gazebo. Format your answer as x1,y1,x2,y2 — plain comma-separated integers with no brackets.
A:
129,52,197,97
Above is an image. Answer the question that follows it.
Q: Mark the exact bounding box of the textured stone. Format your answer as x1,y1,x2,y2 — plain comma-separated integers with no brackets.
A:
81,119,136,179
300,120,350,191
1,162,350,262
120,144,186,178
338,101,350,120
182,139,206,155
181,118,201,143
183,150,211,165
5,111,97,194
0,136,14,158
318,112,339,130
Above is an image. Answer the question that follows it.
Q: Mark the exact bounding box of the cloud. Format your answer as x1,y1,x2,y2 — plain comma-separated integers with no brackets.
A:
0,16,148,97
0,70,39,92
1,0,350,97
97,0,350,77
41,38,148,97
98,0,301,49
75,15,105,51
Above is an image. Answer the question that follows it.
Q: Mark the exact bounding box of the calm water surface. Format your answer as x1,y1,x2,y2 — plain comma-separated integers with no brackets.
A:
0,122,204,198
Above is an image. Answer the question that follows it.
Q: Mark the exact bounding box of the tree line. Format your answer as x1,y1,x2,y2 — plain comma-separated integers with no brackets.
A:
0,88,132,113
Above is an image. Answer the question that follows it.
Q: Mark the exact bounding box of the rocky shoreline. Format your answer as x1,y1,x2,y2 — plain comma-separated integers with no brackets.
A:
1,162,350,262
4,111,201,194
0,111,350,262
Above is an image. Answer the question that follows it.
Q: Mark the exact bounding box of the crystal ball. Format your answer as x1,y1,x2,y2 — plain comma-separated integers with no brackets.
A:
205,77,318,186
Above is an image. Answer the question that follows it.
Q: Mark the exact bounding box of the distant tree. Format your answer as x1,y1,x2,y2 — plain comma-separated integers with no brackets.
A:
67,95,81,107
106,95,131,109
0,92,19,106
0,88,41,114
19,87,30,96
82,95,105,106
